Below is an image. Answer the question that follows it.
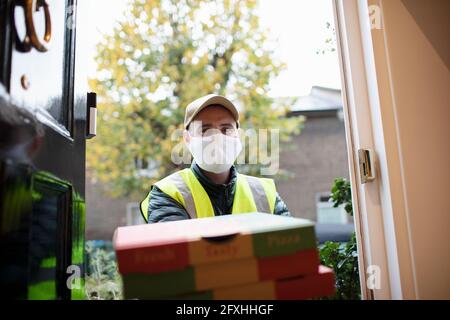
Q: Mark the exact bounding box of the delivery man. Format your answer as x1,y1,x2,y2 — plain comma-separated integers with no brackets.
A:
140,94,291,223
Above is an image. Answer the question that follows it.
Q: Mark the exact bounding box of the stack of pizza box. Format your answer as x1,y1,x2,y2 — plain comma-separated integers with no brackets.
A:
113,212,335,299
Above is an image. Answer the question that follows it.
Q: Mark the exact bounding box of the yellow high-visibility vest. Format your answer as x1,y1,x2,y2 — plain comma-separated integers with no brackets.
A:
140,168,277,222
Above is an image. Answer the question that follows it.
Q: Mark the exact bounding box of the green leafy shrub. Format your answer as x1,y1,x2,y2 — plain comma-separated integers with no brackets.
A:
319,177,360,300
330,177,353,215
320,233,360,299
85,241,122,300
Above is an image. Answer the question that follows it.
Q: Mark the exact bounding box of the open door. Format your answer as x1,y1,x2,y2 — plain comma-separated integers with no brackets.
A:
332,0,391,300
333,0,450,300
0,0,88,299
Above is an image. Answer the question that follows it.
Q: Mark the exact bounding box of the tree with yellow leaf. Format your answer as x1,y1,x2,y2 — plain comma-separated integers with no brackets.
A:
88,0,303,198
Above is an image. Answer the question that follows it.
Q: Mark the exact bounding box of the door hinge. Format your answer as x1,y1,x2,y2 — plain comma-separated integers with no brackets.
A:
358,149,375,183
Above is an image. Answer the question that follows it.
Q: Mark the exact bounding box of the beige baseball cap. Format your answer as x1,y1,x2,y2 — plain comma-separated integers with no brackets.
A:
184,94,240,129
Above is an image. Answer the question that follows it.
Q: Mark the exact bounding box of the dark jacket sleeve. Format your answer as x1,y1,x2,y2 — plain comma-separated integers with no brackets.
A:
273,193,291,216
147,186,190,223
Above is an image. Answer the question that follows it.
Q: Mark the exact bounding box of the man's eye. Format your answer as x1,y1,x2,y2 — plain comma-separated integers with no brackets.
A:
224,128,237,136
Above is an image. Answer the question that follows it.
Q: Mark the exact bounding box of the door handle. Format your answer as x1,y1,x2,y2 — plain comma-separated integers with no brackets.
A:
12,0,52,53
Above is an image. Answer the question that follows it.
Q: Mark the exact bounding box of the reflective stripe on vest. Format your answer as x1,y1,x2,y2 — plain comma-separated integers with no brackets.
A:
140,168,277,222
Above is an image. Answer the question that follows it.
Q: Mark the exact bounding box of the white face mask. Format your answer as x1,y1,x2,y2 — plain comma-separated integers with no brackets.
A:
187,132,243,174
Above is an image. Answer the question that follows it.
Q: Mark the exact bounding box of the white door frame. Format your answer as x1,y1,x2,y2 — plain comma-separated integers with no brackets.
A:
332,0,418,300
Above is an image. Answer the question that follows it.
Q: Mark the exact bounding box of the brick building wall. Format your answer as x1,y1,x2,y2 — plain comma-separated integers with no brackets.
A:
275,114,350,221
85,177,132,240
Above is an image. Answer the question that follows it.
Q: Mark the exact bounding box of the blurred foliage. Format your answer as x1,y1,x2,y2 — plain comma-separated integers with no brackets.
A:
85,241,122,300
319,177,360,300
88,0,304,198
316,21,336,55
330,177,353,215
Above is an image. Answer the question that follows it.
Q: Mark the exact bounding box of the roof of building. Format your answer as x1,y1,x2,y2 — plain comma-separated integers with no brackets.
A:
290,86,342,112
